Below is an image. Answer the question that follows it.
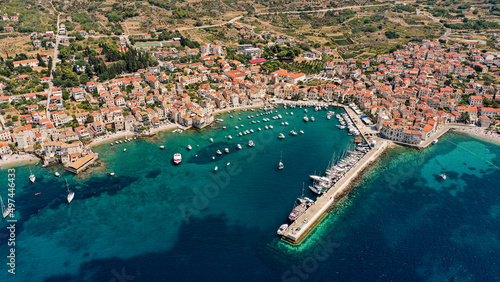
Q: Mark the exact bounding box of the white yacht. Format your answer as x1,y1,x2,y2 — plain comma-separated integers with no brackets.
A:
173,153,182,164
279,152,284,170
55,171,60,177
217,150,222,155
160,145,165,149
310,116,315,122
228,135,232,140
300,130,304,134
66,180,74,205
214,166,218,171
224,148,229,154
1,196,12,219
277,224,288,235
210,138,214,142
278,133,285,139
269,125,274,129
237,144,242,150
303,115,309,122
290,130,298,136
187,145,192,150
29,168,35,184
123,148,127,152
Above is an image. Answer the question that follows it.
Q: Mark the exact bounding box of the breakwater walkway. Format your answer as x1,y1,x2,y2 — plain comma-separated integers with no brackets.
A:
282,140,389,243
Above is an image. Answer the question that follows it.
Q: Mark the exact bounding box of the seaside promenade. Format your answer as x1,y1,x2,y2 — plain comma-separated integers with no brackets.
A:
282,138,389,243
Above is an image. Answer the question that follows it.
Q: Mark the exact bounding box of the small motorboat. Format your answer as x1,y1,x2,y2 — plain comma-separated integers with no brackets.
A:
210,138,214,142
224,148,229,154
237,144,242,150
110,172,115,176
187,145,192,150
123,148,127,152
160,145,165,149
54,172,60,177
214,166,218,171
217,150,222,155
277,224,288,235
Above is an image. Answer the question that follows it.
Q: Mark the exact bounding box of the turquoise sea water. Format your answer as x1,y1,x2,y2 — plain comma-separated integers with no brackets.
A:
0,106,499,281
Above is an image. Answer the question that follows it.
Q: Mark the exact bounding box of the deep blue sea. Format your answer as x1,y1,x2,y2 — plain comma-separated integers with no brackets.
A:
0,105,499,281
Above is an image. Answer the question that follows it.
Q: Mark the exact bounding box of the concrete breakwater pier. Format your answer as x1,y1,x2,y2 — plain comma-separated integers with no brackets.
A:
282,140,389,243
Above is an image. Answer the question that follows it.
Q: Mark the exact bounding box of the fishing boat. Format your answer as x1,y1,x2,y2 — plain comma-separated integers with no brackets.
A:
224,148,229,154
279,152,284,170
55,171,60,177
237,144,242,150
248,140,255,147
29,168,35,184
278,133,285,139
277,224,289,235
187,145,192,150
173,153,182,164
1,196,12,220
66,180,74,205
217,150,222,155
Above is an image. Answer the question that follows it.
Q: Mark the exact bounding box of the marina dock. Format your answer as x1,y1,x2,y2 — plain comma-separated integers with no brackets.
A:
282,140,389,243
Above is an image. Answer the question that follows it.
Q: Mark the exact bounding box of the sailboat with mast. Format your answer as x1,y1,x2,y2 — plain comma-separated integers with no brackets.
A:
1,196,12,220
278,151,284,170
66,180,74,205
29,167,35,184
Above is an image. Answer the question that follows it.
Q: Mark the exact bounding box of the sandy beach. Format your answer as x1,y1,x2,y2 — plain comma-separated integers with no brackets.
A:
457,127,500,144
0,153,40,168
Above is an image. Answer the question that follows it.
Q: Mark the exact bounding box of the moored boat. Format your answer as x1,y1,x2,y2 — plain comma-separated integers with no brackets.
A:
277,224,289,235
173,153,182,164
1,196,12,219
248,140,255,147
66,180,74,205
